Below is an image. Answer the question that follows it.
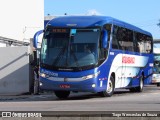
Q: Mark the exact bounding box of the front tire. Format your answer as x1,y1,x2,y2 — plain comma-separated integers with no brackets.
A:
99,76,114,97
54,91,70,99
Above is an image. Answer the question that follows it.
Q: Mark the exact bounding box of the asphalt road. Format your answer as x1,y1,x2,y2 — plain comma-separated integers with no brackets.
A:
0,85,160,112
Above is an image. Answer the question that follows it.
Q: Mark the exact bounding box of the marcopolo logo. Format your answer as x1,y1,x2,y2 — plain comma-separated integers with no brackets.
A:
122,56,135,64
41,69,58,77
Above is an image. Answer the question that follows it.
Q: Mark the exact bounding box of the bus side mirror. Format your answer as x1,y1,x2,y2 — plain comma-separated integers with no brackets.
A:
102,30,108,48
33,30,44,49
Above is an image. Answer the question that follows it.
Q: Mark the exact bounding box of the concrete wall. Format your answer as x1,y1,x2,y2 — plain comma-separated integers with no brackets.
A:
0,0,44,42
0,47,31,95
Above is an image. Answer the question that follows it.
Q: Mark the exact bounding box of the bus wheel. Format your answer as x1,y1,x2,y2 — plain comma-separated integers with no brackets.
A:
99,76,114,97
54,91,70,99
130,75,144,92
136,75,144,92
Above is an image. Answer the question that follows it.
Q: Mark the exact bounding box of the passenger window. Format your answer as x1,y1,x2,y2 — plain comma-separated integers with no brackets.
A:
119,28,134,51
112,25,134,52
112,26,121,49
136,33,152,53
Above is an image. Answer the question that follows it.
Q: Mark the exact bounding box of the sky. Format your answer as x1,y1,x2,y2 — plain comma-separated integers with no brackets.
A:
44,0,160,39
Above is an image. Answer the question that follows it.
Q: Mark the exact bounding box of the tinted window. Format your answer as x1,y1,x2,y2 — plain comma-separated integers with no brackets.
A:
136,33,152,53
112,26,134,51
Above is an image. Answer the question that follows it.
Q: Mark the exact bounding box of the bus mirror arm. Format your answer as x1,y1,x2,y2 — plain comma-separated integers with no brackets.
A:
33,30,44,49
102,29,108,49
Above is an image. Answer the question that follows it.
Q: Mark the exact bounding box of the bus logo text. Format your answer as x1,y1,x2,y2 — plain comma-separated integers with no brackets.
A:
122,56,135,64
41,69,58,77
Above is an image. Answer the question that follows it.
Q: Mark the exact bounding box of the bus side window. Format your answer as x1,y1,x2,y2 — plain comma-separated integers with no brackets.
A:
133,32,139,52
137,33,152,53
121,28,134,51
112,26,122,49
117,27,124,50
145,36,152,53
116,27,134,52
137,33,145,53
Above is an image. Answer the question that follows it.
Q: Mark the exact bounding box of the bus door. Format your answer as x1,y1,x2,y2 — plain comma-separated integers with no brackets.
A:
120,28,135,87
111,26,126,88
114,27,134,88
113,53,126,88
121,54,133,88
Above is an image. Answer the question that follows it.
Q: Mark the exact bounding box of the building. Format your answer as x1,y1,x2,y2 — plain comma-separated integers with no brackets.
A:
0,0,44,47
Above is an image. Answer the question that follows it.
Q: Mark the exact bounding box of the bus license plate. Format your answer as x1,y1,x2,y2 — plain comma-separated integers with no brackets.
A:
60,84,70,89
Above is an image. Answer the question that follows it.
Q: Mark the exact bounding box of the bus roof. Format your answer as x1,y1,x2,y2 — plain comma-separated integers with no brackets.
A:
47,16,152,36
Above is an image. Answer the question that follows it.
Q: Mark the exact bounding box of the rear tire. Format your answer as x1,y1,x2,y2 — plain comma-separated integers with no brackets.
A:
99,76,114,97
54,91,70,99
136,75,144,92
129,75,144,92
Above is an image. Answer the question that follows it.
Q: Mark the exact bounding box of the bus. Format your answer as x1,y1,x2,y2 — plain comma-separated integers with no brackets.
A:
38,16,153,99
152,46,160,86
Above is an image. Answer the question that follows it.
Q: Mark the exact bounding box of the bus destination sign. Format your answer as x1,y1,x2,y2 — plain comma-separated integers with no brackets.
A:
52,29,68,33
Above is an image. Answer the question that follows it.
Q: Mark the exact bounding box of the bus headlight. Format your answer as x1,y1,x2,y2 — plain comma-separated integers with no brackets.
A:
40,73,46,78
40,82,43,86
82,71,100,80
92,84,96,88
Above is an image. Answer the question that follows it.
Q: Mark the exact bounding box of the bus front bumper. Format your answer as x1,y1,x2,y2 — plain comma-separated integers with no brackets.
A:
39,77,106,93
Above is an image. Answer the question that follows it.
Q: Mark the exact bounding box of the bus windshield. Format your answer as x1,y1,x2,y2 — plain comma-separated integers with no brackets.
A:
40,28,100,71
154,54,160,73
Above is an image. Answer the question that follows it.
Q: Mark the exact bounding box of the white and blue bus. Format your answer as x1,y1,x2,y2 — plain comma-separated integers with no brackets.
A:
38,16,153,99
